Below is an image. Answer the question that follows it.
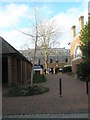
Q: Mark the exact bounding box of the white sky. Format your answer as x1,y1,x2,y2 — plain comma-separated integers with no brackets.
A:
0,1,89,50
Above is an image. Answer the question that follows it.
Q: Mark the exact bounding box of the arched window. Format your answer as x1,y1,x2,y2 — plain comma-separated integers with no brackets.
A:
74,46,82,58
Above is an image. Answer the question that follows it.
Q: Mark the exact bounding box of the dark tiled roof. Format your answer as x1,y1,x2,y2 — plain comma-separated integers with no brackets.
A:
0,36,32,64
20,48,70,58
0,37,17,54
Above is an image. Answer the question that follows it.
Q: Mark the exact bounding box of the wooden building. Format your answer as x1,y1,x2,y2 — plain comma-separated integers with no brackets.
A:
0,37,32,86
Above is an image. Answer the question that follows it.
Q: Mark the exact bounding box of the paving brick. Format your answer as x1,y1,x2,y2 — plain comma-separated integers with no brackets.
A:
2,74,88,115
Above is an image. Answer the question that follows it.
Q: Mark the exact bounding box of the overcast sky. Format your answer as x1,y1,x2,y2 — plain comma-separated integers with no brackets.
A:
0,0,89,50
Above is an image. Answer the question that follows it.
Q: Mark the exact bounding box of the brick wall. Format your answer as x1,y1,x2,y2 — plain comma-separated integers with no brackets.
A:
70,34,81,60
72,58,84,73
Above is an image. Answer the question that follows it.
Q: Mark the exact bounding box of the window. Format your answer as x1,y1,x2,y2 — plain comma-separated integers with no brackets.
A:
75,46,82,58
65,58,68,63
50,59,53,63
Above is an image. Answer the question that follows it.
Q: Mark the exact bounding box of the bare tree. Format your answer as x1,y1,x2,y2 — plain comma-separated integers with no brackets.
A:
14,2,39,86
37,19,61,73
30,2,38,86
14,2,61,85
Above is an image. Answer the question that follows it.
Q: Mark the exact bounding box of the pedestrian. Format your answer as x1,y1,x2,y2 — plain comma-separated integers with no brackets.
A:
44,68,46,74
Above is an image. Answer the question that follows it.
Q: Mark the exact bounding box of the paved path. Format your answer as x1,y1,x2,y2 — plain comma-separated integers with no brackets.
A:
2,74,88,115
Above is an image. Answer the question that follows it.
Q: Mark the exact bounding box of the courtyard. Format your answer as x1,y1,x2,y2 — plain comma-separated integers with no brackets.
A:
2,74,88,115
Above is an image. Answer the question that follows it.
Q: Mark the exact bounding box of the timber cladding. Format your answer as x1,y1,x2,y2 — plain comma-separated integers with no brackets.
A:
1,36,32,86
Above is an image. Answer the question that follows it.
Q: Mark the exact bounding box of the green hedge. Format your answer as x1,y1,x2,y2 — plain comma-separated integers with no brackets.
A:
62,65,72,73
3,85,49,97
76,62,90,81
33,74,47,83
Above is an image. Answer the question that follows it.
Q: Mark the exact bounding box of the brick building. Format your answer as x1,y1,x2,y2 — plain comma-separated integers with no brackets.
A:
70,16,85,73
0,37,32,86
20,48,70,74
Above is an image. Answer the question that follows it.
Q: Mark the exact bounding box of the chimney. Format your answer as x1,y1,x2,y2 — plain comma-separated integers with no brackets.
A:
71,25,76,38
79,16,84,31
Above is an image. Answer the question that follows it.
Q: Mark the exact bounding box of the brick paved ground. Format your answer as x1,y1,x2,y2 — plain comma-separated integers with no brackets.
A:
2,74,88,115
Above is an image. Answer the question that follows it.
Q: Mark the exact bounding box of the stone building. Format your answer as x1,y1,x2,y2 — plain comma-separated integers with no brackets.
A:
20,48,70,74
70,16,85,73
1,37,32,86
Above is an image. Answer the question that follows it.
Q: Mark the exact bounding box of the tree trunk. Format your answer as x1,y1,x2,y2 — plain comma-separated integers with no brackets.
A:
30,2,38,86
45,60,48,74
30,61,35,86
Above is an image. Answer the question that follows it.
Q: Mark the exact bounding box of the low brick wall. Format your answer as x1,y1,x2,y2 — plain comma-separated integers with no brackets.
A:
72,58,84,73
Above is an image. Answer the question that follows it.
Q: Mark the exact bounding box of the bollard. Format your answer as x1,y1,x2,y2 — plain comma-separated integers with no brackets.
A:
59,78,62,97
86,77,88,95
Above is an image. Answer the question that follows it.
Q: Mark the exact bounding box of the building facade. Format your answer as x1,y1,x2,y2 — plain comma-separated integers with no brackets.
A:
70,16,85,73
1,37,32,86
20,48,70,74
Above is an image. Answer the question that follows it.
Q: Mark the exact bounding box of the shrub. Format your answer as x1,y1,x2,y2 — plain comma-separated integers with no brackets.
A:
33,74,47,83
3,85,49,97
76,62,90,81
62,65,72,73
